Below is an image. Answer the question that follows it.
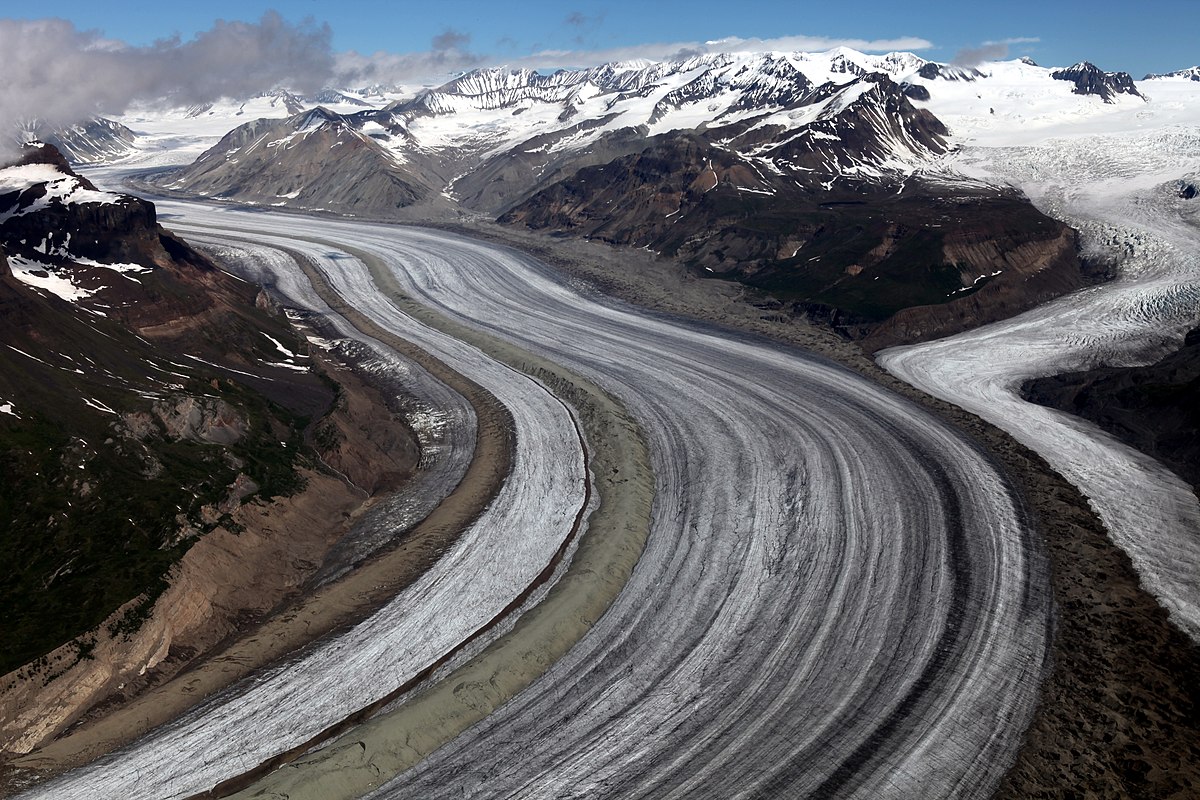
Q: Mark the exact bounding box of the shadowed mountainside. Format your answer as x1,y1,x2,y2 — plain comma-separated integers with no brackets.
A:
1024,325,1200,490
0,144,341,673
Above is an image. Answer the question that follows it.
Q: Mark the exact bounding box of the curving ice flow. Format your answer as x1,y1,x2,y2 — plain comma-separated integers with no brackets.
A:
22,208,588,799
883,130,1200,642
22,166,1053,796
131,203,1052,799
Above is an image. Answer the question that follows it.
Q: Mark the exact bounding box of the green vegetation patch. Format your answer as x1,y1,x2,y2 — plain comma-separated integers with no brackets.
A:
0,374,310,676
676,187,1065,323
748,228,965,320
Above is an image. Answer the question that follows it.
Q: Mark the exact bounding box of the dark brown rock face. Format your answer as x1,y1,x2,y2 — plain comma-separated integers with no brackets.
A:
1,143,193,270
1,187,160,264
862,224,1082,350
1050,62,1143,103
1024,326,1200,489
501,133,1083,349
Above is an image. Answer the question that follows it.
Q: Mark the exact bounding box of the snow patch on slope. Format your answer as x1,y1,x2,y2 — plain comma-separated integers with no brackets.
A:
8,255,98,302
0,163,123,222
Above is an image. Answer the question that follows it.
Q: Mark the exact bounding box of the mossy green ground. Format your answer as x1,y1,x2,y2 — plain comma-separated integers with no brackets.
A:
0,374,308,676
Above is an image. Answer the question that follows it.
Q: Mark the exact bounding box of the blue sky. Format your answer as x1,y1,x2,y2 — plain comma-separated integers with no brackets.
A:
6,0,1197,78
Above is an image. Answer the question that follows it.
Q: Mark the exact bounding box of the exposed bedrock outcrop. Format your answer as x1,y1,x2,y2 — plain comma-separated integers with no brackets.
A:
120,395,250,447
1023,325,1200,490
864,225,1083,350
1050,61,1143,103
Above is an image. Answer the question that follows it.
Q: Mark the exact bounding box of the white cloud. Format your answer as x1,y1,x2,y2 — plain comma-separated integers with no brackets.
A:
2,13,334,159
984,37,1041,46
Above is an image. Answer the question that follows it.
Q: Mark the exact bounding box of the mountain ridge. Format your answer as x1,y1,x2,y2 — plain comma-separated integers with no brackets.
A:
1145,65,1200,81
146,48,1137,347
1049,61,1143,103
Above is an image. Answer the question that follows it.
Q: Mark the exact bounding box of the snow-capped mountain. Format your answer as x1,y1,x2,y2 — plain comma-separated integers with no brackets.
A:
162,49,960,215
95,47,1190,185
1145,66,1200,81
79,87,414,170
113,48,1197,348
22,117,139,164
1,143,165,303
153,48,1179,214
155,106,444,214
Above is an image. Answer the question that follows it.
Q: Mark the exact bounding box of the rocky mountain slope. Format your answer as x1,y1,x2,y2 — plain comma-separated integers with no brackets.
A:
0,143,341,674
1049,61,1143,102
157,107,443,212
162,50,952,214
1024,325,1200,490
20,118,139,165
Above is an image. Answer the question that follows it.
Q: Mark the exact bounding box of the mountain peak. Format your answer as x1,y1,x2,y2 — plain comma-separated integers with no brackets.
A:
1050,62,1142,103
918,62,983,81
4,142,101,193
292,106,347,134
1144,66,1200,81
823,45,868,60
11,141,74,174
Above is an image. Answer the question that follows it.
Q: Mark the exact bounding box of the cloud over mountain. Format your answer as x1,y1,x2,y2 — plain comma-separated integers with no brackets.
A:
1,12,334,153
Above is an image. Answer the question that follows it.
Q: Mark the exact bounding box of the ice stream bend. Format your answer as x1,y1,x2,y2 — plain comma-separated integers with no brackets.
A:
29,192,1051,799
884,134,1200,642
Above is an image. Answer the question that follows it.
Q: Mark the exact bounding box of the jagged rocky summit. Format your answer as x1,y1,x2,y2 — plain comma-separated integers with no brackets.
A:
1050,61,1143,102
